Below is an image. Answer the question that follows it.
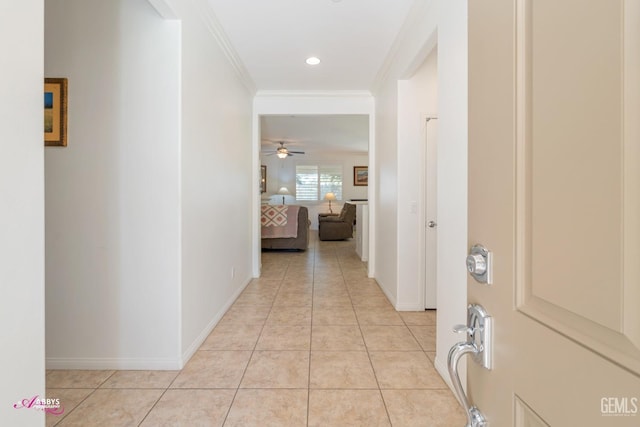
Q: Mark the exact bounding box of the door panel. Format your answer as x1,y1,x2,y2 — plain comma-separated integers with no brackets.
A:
468,0,640,425
623,0,640,354
514,395,549,427
425,118,437,309
526,0,622,332
517,0,640,373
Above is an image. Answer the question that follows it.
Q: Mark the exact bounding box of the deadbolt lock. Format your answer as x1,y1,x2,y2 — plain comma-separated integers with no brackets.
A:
466,245,492,284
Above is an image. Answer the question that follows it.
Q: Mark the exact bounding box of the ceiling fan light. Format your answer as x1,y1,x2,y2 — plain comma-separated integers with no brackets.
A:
276,145,289,158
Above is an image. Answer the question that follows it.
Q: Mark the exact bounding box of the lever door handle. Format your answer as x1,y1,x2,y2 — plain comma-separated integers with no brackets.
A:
447,304,492,427
453,324,473,336
448,342,488,427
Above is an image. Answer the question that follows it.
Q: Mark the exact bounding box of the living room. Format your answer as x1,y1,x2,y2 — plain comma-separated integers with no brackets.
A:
259,114,369,231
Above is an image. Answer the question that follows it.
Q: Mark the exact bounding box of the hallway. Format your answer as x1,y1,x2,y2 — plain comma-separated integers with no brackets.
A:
46,236,465,426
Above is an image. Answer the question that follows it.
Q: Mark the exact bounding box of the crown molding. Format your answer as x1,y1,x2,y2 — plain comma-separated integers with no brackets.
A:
370,0,433,95
194,0,257,95
147,0,178,19
255,90,373,99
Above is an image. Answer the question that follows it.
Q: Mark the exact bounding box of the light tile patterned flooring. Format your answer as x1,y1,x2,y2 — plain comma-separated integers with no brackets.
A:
46,236,466,426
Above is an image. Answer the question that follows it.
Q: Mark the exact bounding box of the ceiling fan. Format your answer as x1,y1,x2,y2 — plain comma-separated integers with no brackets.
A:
265,141,305,158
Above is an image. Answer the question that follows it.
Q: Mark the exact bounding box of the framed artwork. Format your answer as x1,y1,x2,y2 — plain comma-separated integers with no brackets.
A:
261,165,267,193
353,166,368,186
44,78,68,147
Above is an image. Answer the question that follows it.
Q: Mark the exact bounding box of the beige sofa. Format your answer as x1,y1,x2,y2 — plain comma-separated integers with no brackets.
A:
261,206,310,251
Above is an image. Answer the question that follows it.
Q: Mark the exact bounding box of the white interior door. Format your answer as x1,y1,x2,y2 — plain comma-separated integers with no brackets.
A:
425,117,438,309
465,0,640,425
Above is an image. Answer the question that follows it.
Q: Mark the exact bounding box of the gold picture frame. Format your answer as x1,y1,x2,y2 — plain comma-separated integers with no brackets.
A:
44,78,68,147
353,166,368,186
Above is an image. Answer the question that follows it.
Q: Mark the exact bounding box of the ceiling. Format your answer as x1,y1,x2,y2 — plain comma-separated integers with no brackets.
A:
260,115,369,155
206,0,415,153
206,0,416,91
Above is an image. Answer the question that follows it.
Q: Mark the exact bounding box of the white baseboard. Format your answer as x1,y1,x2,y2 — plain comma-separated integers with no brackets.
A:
46,276,253,371
395,303,426,311
376,278,397,307
46,357,181,370
434,354,454,391
179,275,252,367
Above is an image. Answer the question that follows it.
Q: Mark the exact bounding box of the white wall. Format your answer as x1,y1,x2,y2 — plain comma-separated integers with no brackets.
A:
0,1,45,425
373,0,439,307
373,0,468,387
374,80,400,305
170,1,254,361
396,47,438,310
44,0,253,369
434,0,468,385
45,0,182,369
261,151,368,229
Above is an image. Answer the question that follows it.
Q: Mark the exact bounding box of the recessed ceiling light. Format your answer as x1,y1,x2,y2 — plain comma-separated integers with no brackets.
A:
306,57,321,65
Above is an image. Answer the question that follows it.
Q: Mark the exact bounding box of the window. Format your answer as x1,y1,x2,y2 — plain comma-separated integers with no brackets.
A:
295,165,318,201
295,165,342,201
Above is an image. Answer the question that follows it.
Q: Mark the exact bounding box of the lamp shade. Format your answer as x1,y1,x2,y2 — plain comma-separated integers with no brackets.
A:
324,192,336,201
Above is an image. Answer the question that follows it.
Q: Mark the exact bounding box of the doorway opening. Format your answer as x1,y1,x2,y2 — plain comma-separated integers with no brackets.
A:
253,110,374,278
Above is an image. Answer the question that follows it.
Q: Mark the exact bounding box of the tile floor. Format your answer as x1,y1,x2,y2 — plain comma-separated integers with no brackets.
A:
46,235,466,426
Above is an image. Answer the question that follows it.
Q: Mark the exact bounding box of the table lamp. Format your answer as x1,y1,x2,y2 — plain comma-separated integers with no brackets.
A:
324,192,336,213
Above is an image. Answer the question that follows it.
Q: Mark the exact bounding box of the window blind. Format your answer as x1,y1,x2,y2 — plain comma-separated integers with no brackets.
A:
295,165,342,201
319,165,343,200
295,165,319,200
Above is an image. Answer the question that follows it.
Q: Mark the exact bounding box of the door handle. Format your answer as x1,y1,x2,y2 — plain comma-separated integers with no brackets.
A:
452,304,492,370
448,304,492,427
427,220,437,228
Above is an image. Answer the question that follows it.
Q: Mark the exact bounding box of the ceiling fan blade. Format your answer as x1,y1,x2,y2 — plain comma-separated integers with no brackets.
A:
288,151,305,154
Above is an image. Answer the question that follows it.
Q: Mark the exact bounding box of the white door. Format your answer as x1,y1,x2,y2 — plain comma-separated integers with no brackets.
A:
425,117,438,309
466,0,640,425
